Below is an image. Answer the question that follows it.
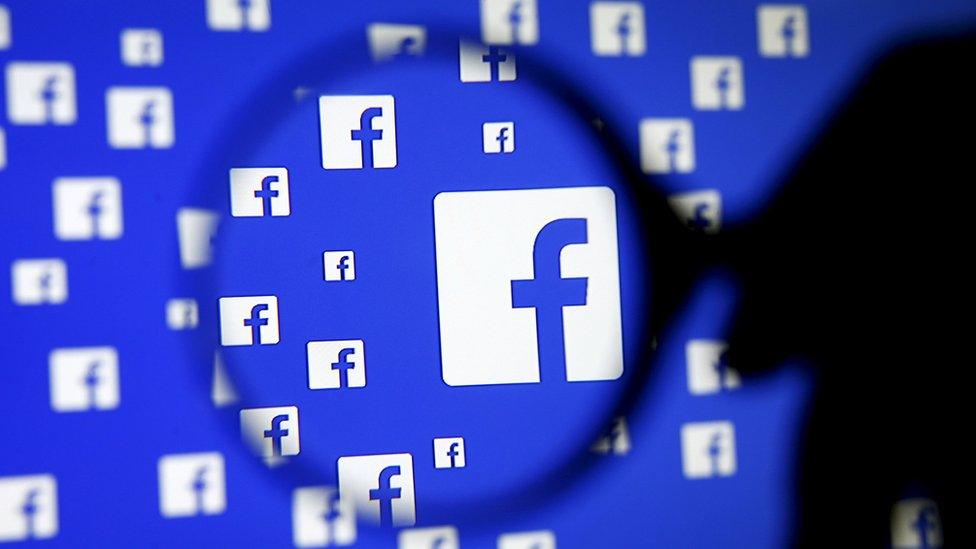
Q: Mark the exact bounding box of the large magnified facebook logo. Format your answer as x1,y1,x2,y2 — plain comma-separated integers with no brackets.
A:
337,453,416,527
434,187,623,386
319,95,397,170
0,474,58,542
218,295,280,346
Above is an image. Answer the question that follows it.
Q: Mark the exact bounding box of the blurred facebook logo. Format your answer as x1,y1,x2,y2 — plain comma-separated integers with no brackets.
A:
433,437,466,469
367,23,426,62
307,339,366,389
680,421,737,479
434,187,623,386
0,474,58,542
483,122,515,153
11,258,67,305
498,530,556,549
5,62,76,125
219,295,280,346
459,40,517,82
166,298,199,330
686,339,741,395
667,189,722,234
758,5,809,58
157,452,226,518
176,207,219,269
691,56,745,110
292,486,356,547
590,416,630,456
240,406,300,458
480,0,539,45
398,525,459,549
337,453,416,527
319,95,397,169
639,118,695,174
891,498,943,549
120,28,163,67
49,346,120,412
590,2,646,56
230,167,290,217
0,5,9,50
53,177,123,240
206,0,270,31
106,87,174,148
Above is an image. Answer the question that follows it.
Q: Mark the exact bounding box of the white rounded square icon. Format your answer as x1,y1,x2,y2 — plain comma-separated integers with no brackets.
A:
480,0,538,45
166,298,199,330
206,0,270,31
5,62,76,125
307,339,366,389
590,2,646,56
121,28,164,66
757,5,809,58
292,486,357,547
52,177,124,240
106,87,174,148
0,474,58,542
49,346,119,412
323,251,356,281
891,498,942,549
483,122,515,153
367,24,426,62
157,452,226,518
691,56,745,110
240,406,300,458
680,420,737,479
176,207,219,269
229,167,290,217
433,437,466,469
639,118,695,174
337,453,416,527
686,339,740,395
218,295,280,346
11,258,67,305
399,526,459,549
319,95,397,169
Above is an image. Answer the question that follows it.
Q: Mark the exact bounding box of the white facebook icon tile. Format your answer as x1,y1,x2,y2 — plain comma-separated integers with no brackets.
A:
229,167,290,217
11,258,67,305
0,474,58,542
121,28,164,66
240,406,300,458
166,298,199,330
399,526,459,549
292,486,356,547
219,295,279,346
337,453,415,527
590,2,646,56
686,339,740,395
176,207,219,269
758,5,809,58
157,452,226,518
53,177,124,240
891,498,943,549
667,189,722,234
0,5,9,50
639,118,695,174
49,346,119,412
319,95,396,170
106,87,174,148
323,251,356,282
680,421,737,479
459,40,517,82
207,0,270,31
691,56,745,110
481,0,538,45
498,530,556,549
367,23,426,62
434,187,623,386
483,122,515,153
433,437,465,469
5,62,76,125
307,340,366,389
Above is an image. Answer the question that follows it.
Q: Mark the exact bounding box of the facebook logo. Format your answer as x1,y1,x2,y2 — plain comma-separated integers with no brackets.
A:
106,87,174,148
686,339,741,395
639,118,695,174
459,40,517,83
758,5,810,58
292,486,356,547
498,530,556,549
49,346,120,412
53,177,124,240
680,421,737,479
691,56,745,110
323,251,356,282
590,416,631,456
229,167,290,217
206,0,270,31
240,406,300,458
891,498,943,549
0,475,57,542
307,340,366,389
337,453,415,527
483,122,515,153
121,28,164,67
5,62,76,125
433,437,466,469
219,295,280,346
0,5,9,50
480,0,539,45
667,189,722,234
434,187,623,386
11,258,67,305
367,23,426,62
166,298,199,330
319,95,397,169
176,207,219,269
590,2,646,56
157,452,226,518
398,526,459,549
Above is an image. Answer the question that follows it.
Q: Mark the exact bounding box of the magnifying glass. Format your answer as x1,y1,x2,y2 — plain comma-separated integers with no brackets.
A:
180,26,710,543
